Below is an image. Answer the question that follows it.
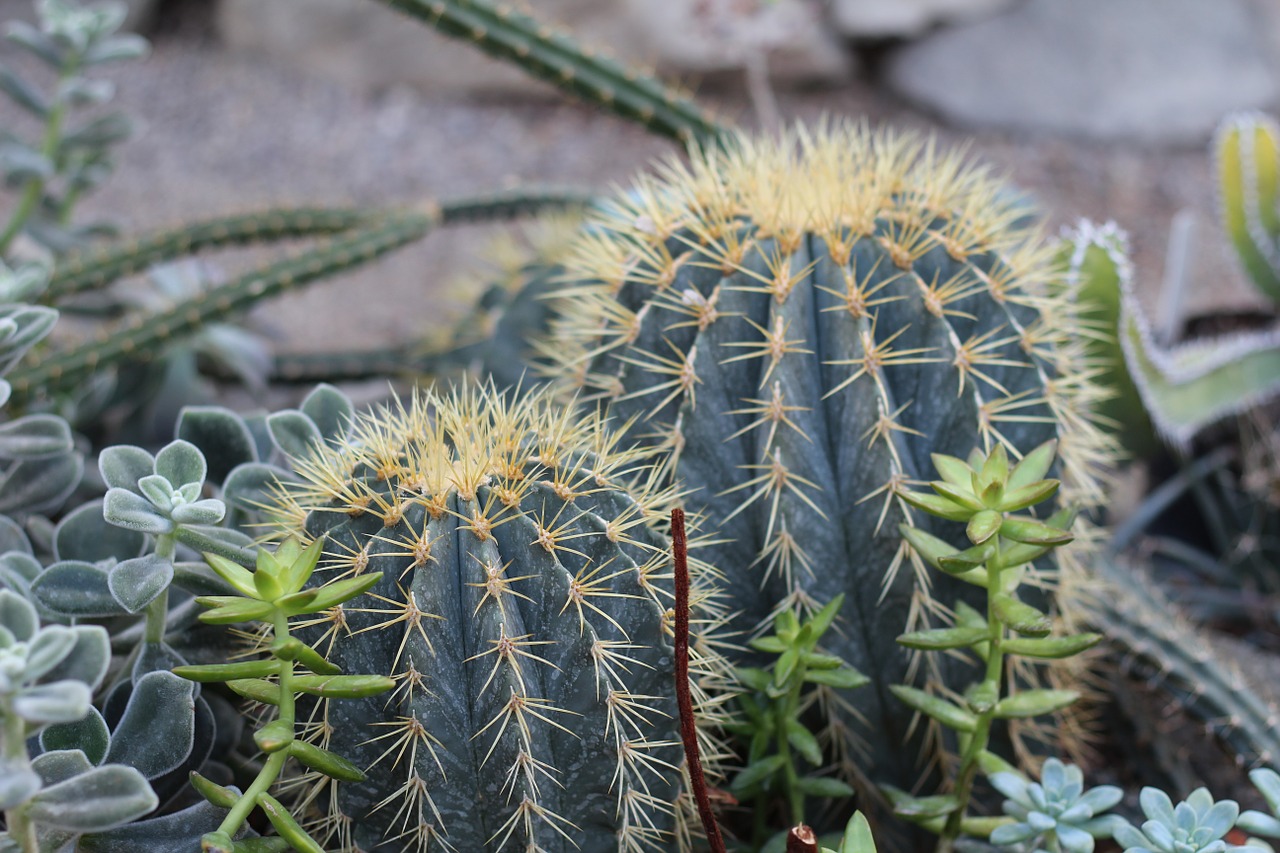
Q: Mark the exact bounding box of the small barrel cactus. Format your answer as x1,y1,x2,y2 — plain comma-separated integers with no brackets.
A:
543,122,1112,793
268,382,730,853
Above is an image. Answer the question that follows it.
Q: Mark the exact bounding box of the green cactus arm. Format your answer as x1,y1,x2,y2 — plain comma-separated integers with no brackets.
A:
1091,556,1280,770
8,211,434,403
1119,299,1280,446
1216,112,1280,304
43,207,376,303
374,0,730,144
10,188,592,403
1059,220,1159,458
266,346,422,385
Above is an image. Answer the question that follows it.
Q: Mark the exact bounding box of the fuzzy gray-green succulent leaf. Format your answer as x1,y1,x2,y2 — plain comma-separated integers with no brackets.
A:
1238,769,1280,838
175,406,259,485
39,706,110,765
30,561,123,618
52,500,146,564
25,762,158,832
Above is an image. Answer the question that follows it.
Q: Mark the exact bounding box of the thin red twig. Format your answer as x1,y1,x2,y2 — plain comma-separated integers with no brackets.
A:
672,508,726,853
787,824,819,853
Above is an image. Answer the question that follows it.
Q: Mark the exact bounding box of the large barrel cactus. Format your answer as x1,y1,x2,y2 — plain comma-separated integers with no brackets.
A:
544,122,1113,795
269,382,730,853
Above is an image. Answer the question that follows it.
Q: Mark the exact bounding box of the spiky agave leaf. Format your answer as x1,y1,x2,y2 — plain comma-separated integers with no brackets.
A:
267,381,733,853
542,120,1115,799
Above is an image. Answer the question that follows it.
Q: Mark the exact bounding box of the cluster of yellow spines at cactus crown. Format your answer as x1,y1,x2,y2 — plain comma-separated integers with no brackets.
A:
543,118,1116,535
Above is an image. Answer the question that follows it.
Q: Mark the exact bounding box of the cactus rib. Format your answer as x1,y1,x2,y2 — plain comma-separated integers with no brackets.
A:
44,207,376,303
267,347,422,385
1216,111,1280,303
1091,556,1280,770
375,0,729,144
10,189,593,403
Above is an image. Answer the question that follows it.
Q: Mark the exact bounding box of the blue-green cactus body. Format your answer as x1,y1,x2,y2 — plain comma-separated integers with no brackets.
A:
281,385,726,853
547,123,1110,794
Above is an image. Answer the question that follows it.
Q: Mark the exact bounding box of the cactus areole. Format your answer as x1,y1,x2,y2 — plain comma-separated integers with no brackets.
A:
546,122,1112,791
274,383,729,852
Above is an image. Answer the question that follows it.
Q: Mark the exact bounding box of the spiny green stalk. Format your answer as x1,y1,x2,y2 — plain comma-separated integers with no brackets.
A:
375,0,729,144
44,207,377,302
10,188,590,403
1090,555,1280,770
0,56,71,256
267,346,422,385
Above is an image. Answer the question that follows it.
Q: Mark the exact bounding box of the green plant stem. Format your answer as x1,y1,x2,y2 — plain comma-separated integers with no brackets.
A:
143,533,177,644
0,61,73,256
940,546,1006,851
215,609,295,838
1,695,37,852
779,674,804,826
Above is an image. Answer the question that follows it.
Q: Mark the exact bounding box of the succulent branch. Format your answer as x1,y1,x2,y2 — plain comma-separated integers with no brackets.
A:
373,0,729,144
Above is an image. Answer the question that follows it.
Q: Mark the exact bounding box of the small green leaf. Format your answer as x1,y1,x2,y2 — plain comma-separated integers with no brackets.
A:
898,525,958,570
254,718,294,753
1002,633,1101,659
799,652,846,670
883,785,960,819
900,490,973,522
738,667,771,692
964,682,998,715
258,792,324,853
997,480,1060,513
225,679,281,705
808,594,844,640
194,596,275,625
804,667,869,689
839,811,877,853
174,653,281,681
991,595,1051,637
785,719,822,765
930,454,973,489
966,510,1002,545
1006,440,1057,490
991,689,1079,719
749,635,787,654
288,740,365,783
795,776,856,799
775,647,800,688
295,571,382,612
27,765,158,831
888,685,976,732
937,542,995,574
999,517,1073,546
189,770,239,808
201,830,235,853
929,481,984,511
39,706,109,765
204,553,256,598
729,755,786,793
277,536,324,596
271,637,341,675
896,626,989,651
292,674,395,699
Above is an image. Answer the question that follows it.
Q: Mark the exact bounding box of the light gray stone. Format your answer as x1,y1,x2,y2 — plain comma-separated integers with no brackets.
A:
215,0,851,98
885,0,1280,143
832,0,1015,38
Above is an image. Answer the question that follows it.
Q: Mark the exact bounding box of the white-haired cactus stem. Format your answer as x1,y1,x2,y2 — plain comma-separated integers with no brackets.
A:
1216,112,1280,304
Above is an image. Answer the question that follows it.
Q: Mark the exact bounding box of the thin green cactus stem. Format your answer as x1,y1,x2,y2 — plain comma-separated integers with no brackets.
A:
267,346,421,385
10,189,593,403
1093,556,1280,770
375,0,730,145
44,207,376,303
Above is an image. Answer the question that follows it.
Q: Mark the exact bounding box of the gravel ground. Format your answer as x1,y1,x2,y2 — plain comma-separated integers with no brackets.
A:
3,25,1262,359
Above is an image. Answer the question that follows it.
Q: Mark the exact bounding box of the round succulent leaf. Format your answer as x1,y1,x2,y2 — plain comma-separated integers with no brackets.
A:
175,406,258,484
265,410,322,461
98,445,155,492
0,452,84,515
168,498,225,527
0,759,41,809
14,680,92,724
23,624,78,681
31,561,124,618
76,797,232,852
53,500,146,563
30,748,95,786
0,304,56,370
0,414,73,460
299,383,353,444
0,514,32,555
40,706,110,765
170,561,236,597
26,764,159,832
0,588,37,641
36,625,109,690
1139,787,1178,826
0,552,39,598
103,487,174,535
129,641,187,683
107,554,173,614
137,474,177,513
222,462,292,515
153,440,206,489
102,670,196,780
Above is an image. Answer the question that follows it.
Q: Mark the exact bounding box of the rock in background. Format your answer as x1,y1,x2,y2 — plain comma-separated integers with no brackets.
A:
832,0,1016,38
885,0,1280,143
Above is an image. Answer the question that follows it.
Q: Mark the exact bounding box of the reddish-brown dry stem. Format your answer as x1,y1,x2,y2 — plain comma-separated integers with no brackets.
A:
672,508,726,853
787,824,820,853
